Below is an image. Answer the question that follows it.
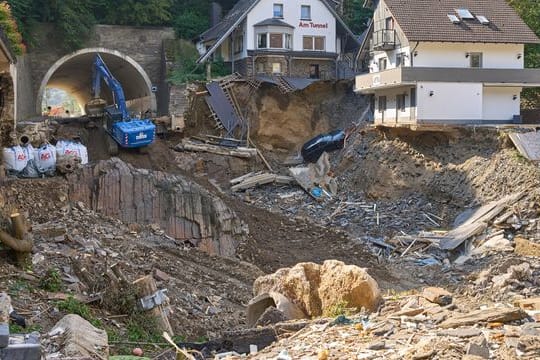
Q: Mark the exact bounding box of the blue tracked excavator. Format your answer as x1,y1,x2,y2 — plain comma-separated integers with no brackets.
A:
85,53,155,154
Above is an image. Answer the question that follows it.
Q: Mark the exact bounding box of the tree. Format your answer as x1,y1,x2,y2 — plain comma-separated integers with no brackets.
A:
343,0,373,35
174,10,209,39
5,0,34,43
55,0,96,51
96,0,173,26
0,2,25,54
508,0,540,108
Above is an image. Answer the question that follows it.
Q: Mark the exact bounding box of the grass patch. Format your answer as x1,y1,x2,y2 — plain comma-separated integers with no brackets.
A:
323,300,354,318
57,296,102,327
125,313,161,343
8,279,32,296
39,268,63,292
9,323,42,334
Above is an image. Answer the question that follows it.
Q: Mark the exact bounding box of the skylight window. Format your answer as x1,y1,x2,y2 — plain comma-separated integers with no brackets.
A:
456,8,475,19
477,15,490,25
447,14,460,24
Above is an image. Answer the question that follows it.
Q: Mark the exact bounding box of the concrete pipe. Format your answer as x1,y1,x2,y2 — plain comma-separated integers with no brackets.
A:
19,134,30,145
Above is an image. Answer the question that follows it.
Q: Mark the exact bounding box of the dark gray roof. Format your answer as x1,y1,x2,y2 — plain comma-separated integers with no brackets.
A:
200,0,253,42
254,18,295,28
384,0,540,44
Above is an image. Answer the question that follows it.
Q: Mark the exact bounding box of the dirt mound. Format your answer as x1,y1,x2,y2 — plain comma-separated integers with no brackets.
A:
248,81,367,151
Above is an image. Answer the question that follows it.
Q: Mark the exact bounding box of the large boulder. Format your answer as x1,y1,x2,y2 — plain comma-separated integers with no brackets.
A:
254,262,322,317
253,260,382,318
318,260,382,314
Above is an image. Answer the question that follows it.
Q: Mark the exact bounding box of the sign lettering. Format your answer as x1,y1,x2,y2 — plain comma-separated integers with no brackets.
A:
298,21,328,29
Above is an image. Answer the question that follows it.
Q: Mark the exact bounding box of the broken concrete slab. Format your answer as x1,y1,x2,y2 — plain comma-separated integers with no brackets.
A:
0,333,41,360
289,152,337,199
466,342,490,359
247,292,307,327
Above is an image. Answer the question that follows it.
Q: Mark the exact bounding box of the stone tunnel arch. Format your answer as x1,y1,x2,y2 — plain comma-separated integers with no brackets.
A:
36,47,156,116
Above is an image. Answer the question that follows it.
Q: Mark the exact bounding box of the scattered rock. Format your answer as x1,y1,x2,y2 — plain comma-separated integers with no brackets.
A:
514,237,540,257
466,341,490,359
254,307,288,327
422,287,453,306
440,307,527,329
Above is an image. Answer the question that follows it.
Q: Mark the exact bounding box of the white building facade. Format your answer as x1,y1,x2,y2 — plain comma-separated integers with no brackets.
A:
355,0,540,126
197,0,360,79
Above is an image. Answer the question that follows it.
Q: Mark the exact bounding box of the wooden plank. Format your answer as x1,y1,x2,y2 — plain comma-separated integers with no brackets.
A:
440,307,527,328
439,193,524,250
438,222,488,250
274,175,295,184
231,173,277,192
230,171,260,185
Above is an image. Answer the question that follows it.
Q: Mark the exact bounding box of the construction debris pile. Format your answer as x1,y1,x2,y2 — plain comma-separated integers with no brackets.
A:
236,281,540,359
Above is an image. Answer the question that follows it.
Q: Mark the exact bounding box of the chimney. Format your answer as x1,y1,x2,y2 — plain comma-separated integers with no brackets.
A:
210,2,223,27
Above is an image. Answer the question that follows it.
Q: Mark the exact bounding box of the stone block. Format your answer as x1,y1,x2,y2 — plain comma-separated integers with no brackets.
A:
0,323,9,348
0,332,41,360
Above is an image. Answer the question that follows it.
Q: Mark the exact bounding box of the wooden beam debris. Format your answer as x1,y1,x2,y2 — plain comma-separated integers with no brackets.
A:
231,172,295,192
437,192,525,250
0,212,34,267
440,307,527,328
174,140,257,158
133,275,174,336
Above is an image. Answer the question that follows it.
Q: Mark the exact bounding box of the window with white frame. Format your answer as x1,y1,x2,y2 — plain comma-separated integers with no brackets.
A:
257,33,268,48
272,62,282,73
258,32,292,49
303,36,325,51
273,4,283,18
285,33,292,49
301,5,311,20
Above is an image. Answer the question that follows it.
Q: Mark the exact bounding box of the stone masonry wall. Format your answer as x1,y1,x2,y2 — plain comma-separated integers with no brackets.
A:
290,59,336,80
254,57,289,76
21,23,174,119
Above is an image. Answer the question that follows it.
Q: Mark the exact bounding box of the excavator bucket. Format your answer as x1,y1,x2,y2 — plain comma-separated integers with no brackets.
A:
85,98,107,117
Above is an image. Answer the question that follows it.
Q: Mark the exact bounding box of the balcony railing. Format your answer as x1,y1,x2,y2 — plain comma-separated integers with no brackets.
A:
373,29,396,51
